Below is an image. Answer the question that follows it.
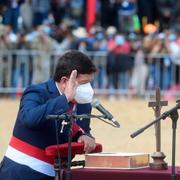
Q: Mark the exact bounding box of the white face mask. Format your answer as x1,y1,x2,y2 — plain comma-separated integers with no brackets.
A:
74,82,94,104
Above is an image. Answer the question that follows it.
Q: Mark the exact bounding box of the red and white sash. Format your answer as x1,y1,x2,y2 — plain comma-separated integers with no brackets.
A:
5,136,55,177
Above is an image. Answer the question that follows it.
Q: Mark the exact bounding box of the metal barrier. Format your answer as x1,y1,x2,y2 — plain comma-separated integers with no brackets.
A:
0,50,180,98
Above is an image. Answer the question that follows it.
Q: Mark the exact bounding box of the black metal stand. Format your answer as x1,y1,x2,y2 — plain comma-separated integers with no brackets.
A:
59,114,107,180
54,158,61,180
65,115,73,180
170,110,178,180
47,113,120,180
130,103,180,180
54,120,62,180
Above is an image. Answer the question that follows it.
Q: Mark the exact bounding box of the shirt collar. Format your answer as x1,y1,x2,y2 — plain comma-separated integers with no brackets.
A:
55,82,62,95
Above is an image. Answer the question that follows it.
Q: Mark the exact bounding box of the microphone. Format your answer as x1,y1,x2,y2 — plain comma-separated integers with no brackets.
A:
91,99,120,128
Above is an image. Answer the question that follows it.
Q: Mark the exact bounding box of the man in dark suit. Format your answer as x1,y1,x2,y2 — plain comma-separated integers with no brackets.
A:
0,50,97,180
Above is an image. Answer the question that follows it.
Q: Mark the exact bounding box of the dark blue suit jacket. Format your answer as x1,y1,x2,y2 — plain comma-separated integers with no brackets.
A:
0,79,93,180
13,79,92,148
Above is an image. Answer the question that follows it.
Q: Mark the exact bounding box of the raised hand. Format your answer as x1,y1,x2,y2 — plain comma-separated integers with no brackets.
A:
64,70,78,102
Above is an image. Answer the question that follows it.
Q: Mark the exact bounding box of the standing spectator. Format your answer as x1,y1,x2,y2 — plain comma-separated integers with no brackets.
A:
0,25,11,88
32,0,50,27
57,27,76,51
20,0,33,32
1,25,19,89
156,0,175,31
31,29,59,83
51,0,70,26
92,30,107,89
106,33,132,98
130,41,148,96
2,0,24,33
137,0,158,33
98,0,118,28
106,26,117,91
69,0,84,27
168,32,180,85
15,32,32,88
171,1,180,28
118,0,137,33
72,27,94,52
147,33,171,90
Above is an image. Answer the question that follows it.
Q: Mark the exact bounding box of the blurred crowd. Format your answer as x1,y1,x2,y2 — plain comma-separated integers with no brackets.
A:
0,0,180,98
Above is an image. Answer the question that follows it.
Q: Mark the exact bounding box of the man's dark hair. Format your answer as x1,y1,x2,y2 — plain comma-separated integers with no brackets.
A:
53,50,97,81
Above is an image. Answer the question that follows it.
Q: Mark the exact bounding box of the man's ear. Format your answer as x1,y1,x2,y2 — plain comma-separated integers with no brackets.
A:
60,76,68,84
60,76,69,88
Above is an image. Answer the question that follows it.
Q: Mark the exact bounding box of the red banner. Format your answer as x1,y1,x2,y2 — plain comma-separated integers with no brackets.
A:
86,0,96,33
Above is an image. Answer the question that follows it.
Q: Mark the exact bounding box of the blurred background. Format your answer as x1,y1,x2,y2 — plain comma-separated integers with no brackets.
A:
0,0,180,166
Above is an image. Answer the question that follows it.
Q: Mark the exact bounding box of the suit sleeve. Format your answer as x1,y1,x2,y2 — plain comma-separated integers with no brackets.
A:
18,86,69,129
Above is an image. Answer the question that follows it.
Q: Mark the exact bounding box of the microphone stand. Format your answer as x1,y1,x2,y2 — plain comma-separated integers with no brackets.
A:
47,113,112,180
62,114,112,180
130,103,180,180
170,110,178,180
65,114,73,180
54,119,62,180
